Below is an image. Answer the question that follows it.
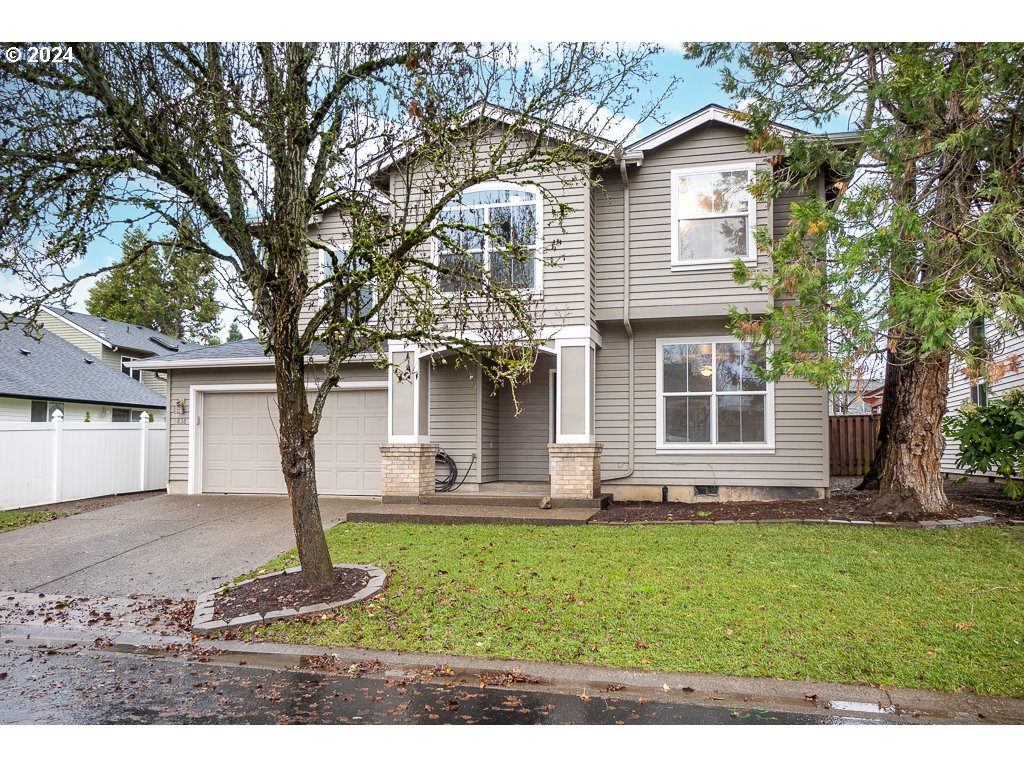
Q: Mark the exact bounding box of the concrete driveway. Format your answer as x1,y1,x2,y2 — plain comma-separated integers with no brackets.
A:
0,494,372,598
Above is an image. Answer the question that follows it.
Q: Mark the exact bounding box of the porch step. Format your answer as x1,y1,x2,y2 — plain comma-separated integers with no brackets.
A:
380,493,612,510
348,505,596,526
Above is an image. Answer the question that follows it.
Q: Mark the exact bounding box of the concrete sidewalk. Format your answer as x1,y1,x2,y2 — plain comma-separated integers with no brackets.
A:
0,493,369,598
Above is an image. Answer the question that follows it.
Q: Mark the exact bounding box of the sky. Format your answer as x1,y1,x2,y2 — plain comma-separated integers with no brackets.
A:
11,46,855,341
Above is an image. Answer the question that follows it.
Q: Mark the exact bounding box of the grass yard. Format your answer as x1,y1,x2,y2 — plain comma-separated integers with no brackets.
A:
0,509,73,534
248,523,1024,697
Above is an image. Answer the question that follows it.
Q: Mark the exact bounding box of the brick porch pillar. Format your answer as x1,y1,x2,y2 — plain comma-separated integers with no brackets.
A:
548,443,603,499
379,443,438,502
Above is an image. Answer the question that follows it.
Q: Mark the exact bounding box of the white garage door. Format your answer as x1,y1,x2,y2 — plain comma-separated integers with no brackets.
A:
201,389,386,495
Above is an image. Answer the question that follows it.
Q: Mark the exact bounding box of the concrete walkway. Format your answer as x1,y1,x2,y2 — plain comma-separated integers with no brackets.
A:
0,493,369,598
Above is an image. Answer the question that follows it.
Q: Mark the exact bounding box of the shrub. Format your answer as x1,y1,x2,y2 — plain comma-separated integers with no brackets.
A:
943,388,1024,499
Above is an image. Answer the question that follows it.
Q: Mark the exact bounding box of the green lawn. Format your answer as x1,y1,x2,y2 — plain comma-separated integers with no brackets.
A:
0,509,73,534
247,523,1024,697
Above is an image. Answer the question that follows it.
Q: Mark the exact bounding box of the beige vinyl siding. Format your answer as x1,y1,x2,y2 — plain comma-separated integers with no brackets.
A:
102,348,168,396
497,354,554,482
942,330,1024,476
389,126,591,330
428,357,481,484
166,363,386,485
479,373,499,483
594,123,775,321
0,397,31,421
302,207,354,336
40,316,106,358
595,319,829,489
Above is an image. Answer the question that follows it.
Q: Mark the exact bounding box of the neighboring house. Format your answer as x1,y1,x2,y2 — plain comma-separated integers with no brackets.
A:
829,378,884,416
0,322,166,422
941,319,1024,478
39,307,201,397
135,103,849,502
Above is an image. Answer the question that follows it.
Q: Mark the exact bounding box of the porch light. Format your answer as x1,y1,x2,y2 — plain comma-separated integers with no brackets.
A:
700,364,713,378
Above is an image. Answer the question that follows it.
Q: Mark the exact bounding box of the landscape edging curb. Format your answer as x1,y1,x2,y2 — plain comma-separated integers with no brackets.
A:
192,564,387,634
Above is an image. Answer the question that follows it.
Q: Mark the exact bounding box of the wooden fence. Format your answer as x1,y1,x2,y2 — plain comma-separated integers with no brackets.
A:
829,415,880,477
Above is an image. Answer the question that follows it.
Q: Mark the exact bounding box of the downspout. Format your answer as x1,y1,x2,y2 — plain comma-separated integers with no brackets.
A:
603,154,635,481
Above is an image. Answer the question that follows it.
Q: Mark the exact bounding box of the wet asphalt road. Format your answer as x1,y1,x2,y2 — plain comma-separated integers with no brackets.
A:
0,640,879,725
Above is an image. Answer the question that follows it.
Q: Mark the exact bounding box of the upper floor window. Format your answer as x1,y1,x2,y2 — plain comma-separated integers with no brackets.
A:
320,247,375,320
435,182,542,292
121,356,141,381
670,163,756,269
656,337,773,452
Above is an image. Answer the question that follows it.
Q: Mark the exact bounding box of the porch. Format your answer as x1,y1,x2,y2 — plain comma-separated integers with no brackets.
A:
379,332,606,506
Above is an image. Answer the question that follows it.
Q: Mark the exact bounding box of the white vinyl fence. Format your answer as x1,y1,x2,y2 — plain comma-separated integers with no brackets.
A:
0,410,167,510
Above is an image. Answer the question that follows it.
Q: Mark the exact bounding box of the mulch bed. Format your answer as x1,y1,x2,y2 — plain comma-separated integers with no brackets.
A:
214,566,370,622
594,478,1024,525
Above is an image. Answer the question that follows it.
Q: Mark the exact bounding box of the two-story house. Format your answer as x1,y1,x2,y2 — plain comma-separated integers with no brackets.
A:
133,104,841,503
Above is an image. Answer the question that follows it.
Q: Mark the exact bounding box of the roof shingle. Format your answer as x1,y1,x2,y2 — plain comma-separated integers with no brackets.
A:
0,323,165,409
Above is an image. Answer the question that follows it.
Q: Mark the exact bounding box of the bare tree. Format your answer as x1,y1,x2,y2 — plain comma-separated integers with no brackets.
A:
0,42,668,586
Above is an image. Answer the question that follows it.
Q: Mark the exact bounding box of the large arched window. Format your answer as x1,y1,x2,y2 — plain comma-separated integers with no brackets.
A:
435,182,541,292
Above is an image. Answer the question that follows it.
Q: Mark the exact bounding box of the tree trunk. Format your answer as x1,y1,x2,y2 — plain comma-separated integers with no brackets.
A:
274,346,336,589
863,351,950,519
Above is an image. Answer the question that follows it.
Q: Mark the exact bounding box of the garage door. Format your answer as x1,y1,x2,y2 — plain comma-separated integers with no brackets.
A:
201,389,386,495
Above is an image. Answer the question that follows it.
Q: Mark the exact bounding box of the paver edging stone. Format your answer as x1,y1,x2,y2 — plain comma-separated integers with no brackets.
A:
192,564,388,634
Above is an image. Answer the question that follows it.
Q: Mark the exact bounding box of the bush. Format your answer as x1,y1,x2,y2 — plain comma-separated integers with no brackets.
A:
943,388,1024,499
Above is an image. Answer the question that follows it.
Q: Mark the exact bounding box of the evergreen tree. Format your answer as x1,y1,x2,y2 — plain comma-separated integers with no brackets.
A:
86,223,222,344
688,43,1024,518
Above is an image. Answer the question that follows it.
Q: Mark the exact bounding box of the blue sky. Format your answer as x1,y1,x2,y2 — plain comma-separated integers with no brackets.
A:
58,48,853,337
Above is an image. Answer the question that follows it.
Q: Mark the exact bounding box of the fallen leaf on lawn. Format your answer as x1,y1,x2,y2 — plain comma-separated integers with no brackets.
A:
640,659,651,665
726,629,734,636
955,621,974,631
927,651,938,657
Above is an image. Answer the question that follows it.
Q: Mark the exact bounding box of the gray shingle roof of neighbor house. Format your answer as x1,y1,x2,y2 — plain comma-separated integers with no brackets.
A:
0,322,166,409
42,307,203,356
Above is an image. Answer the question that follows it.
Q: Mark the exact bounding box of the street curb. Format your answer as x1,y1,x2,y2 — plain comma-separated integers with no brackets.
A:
3,623,1021,724
191,564,387,634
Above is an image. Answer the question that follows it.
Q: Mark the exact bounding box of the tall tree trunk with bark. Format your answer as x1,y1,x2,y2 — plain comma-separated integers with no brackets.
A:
274,342,335,588
861,341,951,519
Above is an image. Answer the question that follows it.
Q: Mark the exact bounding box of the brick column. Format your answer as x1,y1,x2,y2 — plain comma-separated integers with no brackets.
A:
548,443,603,499
379,443,438,501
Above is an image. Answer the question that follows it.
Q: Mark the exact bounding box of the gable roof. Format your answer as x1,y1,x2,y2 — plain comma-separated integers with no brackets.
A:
624,103,805,156
41,307,203,357
363,100,618,182
0,322,165,409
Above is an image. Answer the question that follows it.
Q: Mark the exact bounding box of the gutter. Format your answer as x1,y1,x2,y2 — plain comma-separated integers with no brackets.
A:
603,155,635,482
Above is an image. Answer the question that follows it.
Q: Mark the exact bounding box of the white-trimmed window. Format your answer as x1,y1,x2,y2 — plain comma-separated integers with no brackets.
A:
434,182,542,292
670,163,756,269
121,356,141,381
320,246,375,319
656,337,774,452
